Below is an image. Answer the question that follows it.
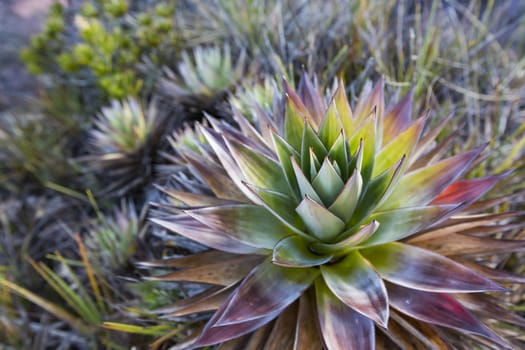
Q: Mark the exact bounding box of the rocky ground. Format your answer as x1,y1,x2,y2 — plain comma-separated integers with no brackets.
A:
0,0,56,111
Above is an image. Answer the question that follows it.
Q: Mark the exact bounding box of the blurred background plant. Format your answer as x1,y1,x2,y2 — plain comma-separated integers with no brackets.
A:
0,0,524,348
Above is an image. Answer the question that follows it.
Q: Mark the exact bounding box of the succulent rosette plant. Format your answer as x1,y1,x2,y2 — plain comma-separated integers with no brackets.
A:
145,75,525,349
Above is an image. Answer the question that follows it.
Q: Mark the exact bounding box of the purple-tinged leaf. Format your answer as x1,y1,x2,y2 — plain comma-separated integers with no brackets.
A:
354,77,384,127
359,205,457,247
321,251,389,327
211,117,275,160
315,279,376,350
201,126,260,203
195,293,280,348
388,283,512,349
272,235,333,267
296,195,345,242
313,221,378,255
155,185,234,207
410,233,525,257
153,285,231,317
430,173,507,205
144,255,263,286
410,211,525,242
293,293,323,350
137,250,238,269
262,302,297,350
183,150,247,201
225,137,290,195
455,258,525,284
297,72,325,128
150,216,261,254
361,242,505,292
215,259,318,326
411,112,454,164
382,89,414,145
242,323,274,350
380,146,484,210
456,293,525,327
186,204,291,250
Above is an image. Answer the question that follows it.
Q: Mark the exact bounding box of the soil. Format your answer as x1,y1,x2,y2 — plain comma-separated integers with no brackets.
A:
0,0,56,111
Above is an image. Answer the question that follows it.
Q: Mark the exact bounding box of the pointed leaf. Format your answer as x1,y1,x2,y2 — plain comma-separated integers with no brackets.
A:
326,131,349,179
284,81,307,150
145,255,263,286
348,115,376,183
301,123,328,172
314,221,379,254
271,131,301,199
291,156,323,204
319,100,343,147
226,138,289,194
380,147,484,210
312,157,345,206
430,173,506,205
315,279,376,350
297,72,325,127
359,204,457,247
293,293,323,350
186,204,291,250
151,217,260,254
216,259,318,326
262,303,297,350
388,283,511,348
201,126,259,202
154,285,231,317
196,298,279,347
243,183,307,237
296,195,345,241
361,242,504,292
333,80,355,137
328,169,363,222
382,89,414,145
272,235,333,267
373,115,426,177
321,251,389,326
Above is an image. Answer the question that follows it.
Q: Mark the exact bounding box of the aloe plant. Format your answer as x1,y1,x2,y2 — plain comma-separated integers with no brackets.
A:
145,74,525,349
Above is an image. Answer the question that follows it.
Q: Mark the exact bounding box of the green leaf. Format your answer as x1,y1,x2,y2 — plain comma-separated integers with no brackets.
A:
226,138,290,194
321,251,388,326
291,156,323,204
312,157,345,206
359,204,457,247
328,169,362,222
272,131,301,200
380,147,483,210
319,100,343,148
314,221,379,254
296,196,345,242
186,204,292,250
373,115,426,177
272,235,333,267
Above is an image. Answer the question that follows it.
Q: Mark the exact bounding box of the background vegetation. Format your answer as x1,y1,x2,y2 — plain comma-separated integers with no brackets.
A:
1,0,524,349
